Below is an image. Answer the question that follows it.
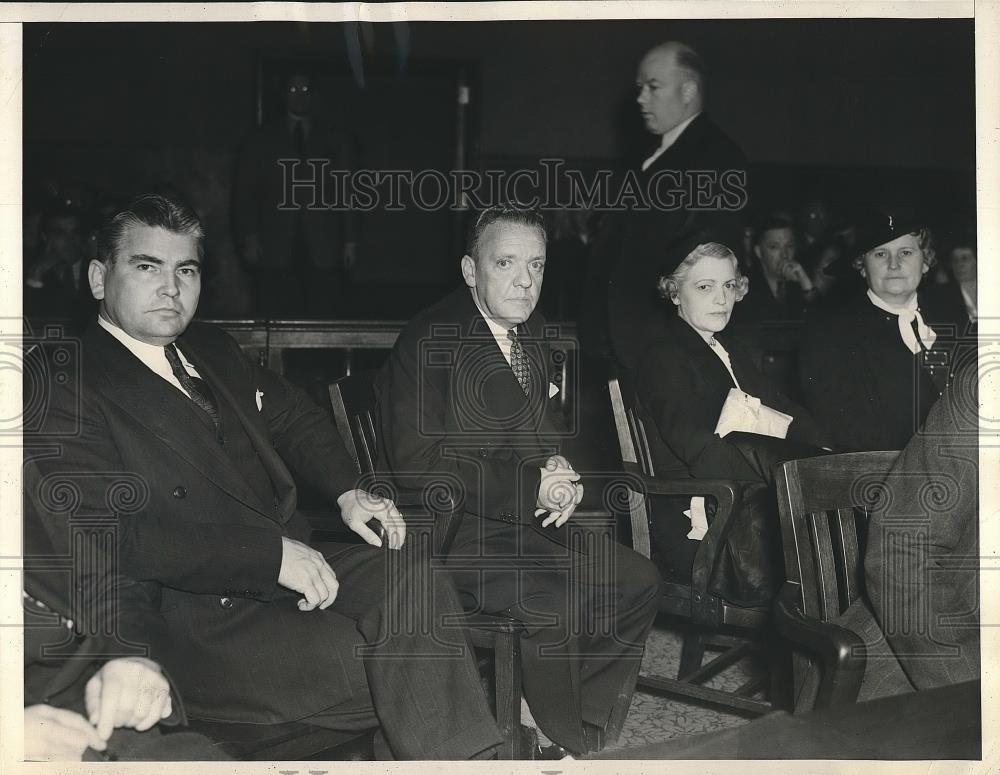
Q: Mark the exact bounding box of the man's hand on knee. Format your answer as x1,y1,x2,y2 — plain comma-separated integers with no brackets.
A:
278,537,340,610
84,657,172,741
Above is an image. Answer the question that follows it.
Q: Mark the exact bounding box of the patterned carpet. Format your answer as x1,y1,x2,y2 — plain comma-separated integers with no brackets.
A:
603,619,761,753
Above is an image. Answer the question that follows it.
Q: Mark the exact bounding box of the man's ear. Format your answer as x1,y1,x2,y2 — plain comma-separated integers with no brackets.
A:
682,80,697,104
752,244,763,262
460,255,477,289
88,259,107,300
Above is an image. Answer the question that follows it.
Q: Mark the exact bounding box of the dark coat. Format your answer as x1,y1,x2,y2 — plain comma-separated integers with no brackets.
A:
596,113,748,369
22,474,234,761
865,355,979,690
375,286,570,538
233,119,355,269
800,292,950,452
729,263,810,325
27,321,368,724
375,287,660,752
635,314,830,481
634,314,828,605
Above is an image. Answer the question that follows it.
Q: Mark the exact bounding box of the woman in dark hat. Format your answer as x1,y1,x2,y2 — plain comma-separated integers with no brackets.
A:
799,209,952,452
634,241,829,606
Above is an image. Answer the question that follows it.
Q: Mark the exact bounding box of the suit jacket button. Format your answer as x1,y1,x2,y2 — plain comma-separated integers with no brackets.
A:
478,448,488,458
172,486,187,499
219,597,233,609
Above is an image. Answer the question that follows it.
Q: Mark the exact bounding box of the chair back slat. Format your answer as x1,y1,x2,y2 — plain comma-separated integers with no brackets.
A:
776,451,899,621
608,378,639,466
806,511,841,622
329,382,361,475
608,377,654,558
834,507,864,611
329,371,380,475
352,414,377,474
631,409,656,477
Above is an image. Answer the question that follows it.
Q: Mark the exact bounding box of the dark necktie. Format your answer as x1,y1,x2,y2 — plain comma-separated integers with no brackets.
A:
910,317,929,352
164,344,222,435
507,328,531,397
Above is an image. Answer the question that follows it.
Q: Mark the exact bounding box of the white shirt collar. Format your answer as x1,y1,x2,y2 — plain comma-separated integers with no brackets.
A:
97,315,201,390
468,288,515,366
641,111,701,172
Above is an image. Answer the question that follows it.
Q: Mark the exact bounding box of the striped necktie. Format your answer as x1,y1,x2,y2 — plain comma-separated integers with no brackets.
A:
164,344,223,436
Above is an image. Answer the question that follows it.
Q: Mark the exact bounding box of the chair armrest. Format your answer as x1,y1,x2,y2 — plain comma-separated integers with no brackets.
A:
773,583,866,709
638,477,743,516
638,475,754,617
386,490,462,556
301,509,349,535
302,508,389,544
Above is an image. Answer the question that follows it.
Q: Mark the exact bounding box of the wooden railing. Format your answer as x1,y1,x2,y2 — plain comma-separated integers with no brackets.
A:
203,319,409,374
204,318,581,414
27,315,808,414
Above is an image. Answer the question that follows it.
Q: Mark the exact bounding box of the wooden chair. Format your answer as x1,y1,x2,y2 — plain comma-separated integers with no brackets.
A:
773,450,900,711
329,370,526,759
608,376,774,716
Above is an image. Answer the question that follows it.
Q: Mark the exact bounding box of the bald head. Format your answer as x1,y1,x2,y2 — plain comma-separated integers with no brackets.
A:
636,41,705,136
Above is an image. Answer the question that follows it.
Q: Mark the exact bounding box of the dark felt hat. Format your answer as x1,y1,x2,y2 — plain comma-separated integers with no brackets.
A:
825,206,926,276
656,227,740,281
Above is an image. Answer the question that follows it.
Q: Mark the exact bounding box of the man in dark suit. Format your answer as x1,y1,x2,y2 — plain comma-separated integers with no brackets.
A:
233,68,357,317
375,205,660,757
730,213,818,324
593,41,748,370
864,352,979,690
800,354,980,708
23,460,229,761
26,193,501,760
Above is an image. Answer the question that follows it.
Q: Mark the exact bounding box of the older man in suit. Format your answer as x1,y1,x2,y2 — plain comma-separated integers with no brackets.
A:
590,41,747,370
26,193,501,760
376,204,660,758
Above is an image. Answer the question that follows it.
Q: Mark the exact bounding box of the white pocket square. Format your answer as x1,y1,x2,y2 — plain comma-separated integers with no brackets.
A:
255,389,264,412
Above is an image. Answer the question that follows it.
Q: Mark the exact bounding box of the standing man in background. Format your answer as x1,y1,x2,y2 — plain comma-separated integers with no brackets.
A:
589,41,748,371
233,67,358,318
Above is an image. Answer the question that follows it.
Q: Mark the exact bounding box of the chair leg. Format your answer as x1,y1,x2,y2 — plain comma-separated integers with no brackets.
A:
603,654,642,746
492,631,522,759
678,628,706,680
767,635,794,711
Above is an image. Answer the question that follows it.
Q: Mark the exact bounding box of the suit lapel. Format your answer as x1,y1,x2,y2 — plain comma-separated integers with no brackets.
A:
456,295,552,438
181,341,298,522
88,327,278,521
671,316,737,391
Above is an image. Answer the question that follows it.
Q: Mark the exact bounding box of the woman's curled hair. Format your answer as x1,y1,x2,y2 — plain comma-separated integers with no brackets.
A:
656,242,749,302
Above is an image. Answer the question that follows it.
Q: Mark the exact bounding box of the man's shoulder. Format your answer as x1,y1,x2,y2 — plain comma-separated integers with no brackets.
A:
683,113,746,164
180,321,244,355
396,287,476,343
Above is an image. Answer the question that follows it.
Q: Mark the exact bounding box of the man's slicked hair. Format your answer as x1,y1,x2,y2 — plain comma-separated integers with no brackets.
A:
95,193,205,264
466,203,547,261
